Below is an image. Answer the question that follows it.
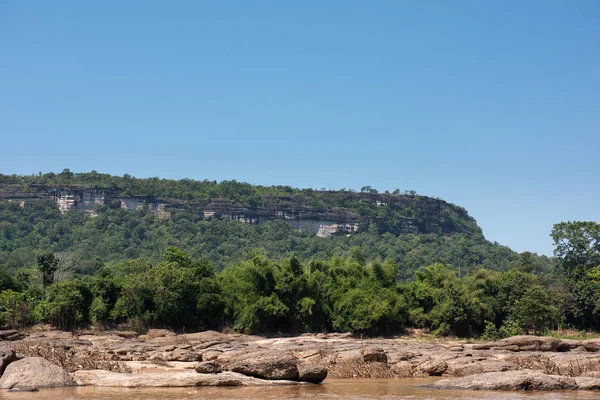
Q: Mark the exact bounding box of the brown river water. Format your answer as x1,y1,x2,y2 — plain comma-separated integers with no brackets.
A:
1,379,599,400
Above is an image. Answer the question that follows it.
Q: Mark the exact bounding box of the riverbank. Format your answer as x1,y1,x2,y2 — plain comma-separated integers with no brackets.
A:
3,329,600,391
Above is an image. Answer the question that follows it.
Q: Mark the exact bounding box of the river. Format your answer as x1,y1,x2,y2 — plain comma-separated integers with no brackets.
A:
1,379,599,400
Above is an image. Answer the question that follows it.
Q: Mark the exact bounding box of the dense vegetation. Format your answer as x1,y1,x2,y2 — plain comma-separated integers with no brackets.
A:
0,232,596,338
0,172,597,337
1,170,481,237
0,200,522,278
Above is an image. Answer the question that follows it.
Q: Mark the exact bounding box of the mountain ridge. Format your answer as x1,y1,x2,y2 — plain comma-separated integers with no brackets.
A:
0,171,480,238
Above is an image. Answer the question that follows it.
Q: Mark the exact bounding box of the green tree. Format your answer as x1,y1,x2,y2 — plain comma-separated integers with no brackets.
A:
90,267,122,326
37,252,59,288
0,290,35,329
35,280,92,330
405,264,481,337
551,221,600,328
512,285,560,335
0,268,20,292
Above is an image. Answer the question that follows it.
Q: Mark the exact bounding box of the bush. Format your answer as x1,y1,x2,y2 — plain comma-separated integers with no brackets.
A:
480,321,499,340
35,280,92,330
498,320,522,338
0,290,36,329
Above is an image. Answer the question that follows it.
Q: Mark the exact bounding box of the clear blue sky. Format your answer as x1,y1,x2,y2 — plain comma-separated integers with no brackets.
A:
1,1,599,256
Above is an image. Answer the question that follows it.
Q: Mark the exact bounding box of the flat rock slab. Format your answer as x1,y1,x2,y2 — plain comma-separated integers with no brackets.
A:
429,370,600,391
73,370,301,387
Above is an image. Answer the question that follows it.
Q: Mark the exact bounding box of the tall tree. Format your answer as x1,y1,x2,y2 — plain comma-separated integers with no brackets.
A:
551,221,600,328
37,252,59,288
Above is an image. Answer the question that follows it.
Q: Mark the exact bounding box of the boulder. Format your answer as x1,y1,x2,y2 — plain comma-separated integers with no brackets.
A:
557,339,582,352
228,350,299,380
0,357,77,390
196,360,223,374
362,347,387,363
0,347,18,376
418,359,448,376
391,361,417,377
582,339,600,352
429,370,589,391
497,336,560,352
575,377,600,390
169,349,202,362
386,351,418,364
202,350,223,361
297,363,327,383
0,330,24,341
74,370,300,387
572,346,589,353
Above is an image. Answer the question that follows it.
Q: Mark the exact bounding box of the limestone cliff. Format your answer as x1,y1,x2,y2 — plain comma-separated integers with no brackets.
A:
0,181,480,238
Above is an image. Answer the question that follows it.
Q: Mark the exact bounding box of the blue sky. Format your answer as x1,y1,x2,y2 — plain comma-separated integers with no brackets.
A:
1,1,599,256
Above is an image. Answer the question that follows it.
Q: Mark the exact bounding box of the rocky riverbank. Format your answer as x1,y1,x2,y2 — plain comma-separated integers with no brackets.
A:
2,329,600,391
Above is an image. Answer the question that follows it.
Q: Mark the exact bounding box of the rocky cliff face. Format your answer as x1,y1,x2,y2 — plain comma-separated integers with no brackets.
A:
0,184,479,238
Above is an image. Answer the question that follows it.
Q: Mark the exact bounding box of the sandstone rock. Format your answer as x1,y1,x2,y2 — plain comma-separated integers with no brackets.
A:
116,331,138,339
193,341,225,351
202,349,223,361
29,330,73,340
151,349,202,362
228,350,299,380
572,346,589,353
446,359,516,376
196,360,223,374
582,339,600,352
73,370,300,387
362,347,387,363
0,330,24,341
499,336,560,352
0,357,77,390
294,349,321,361
418,359,447,376
386,351,418,364
575,377,600,390
171,349,202,362
429,370,583,391
335,349,363,361
297,363,327,383
390,361,416,377
146,329,176,339
0,347,18,376
327,332,353,339
181,330,243,343
557,339,581,352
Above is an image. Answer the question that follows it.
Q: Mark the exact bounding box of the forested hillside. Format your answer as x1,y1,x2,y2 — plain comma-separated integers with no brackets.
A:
4,171,599,338
1,171,530,276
